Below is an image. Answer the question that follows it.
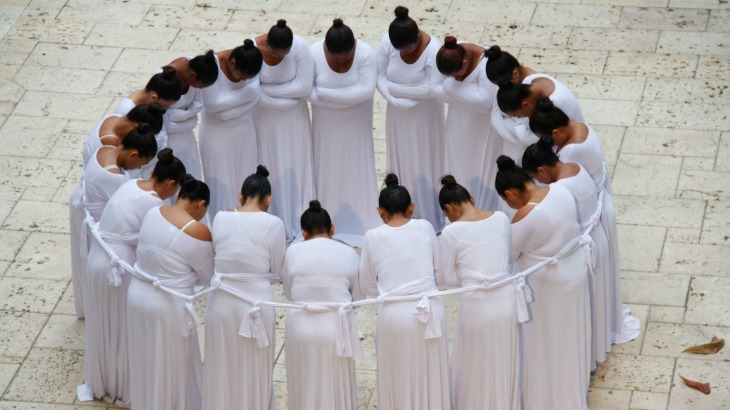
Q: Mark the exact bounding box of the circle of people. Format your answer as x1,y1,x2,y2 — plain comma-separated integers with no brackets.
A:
69,6,641,410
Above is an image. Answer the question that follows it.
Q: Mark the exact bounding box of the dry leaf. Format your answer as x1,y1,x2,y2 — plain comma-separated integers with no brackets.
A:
683,336,725,354
680,374,711,395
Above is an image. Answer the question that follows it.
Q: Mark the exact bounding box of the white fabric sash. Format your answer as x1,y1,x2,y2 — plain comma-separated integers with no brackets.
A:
378,276,442,339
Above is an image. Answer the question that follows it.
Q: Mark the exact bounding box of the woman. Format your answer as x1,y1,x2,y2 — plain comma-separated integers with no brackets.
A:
309,18,379,247
79,148,186,407
282,200,361,410
495,155,590,410
199,39,263,219
127,176,214,410
377,6,446,231
437,175,518,410
521,133,612,367
433,36,502,211
529,98,638,345
254,19,315,241
203,165,286,410
359,174,450,410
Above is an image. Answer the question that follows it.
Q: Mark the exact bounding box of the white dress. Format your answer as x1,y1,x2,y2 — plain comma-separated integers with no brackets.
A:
511,184,590,410
166,86,204,180
439,212,519,410
203,210,286,410
359,219,450,410
309,39,380,247
199,55,260,219
79,179,161,407
433,53,503,211
84,147,130,223
254,35,315,241
127,207,214,410
555,165,612,367
557,125,638,344
376,34,446,231
282,238,362,410
114,98,168,180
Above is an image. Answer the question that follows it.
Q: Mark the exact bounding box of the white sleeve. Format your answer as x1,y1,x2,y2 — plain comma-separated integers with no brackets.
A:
190,240,215,286
281,249,293,301
315,47,377,106
428,222,442,286
269,220,287,283
442,75,495,114
438,232,460,288
376,36,418,110
260,38,314,99
348,250,364,302
358,233,379,297
201,77,260,114
490,103,537,151
257,91,299,110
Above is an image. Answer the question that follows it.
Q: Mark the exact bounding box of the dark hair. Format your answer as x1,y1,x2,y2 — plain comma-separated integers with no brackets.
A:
521,134,560,174
496,79,531,113
495,155,532,197
438,175,471,210
436,36,466,75
145,66,182,102
151,148,186,183
268,19,294,51
241,165,272,203
528,96,570,137
126,102,166,134
389,6,419,49
325,18,355,54
178,174,210,206
121,123,158,158
378,173,412,215
300,200,332,236
188,50,218,86
484,45,521,83
231,39,264,76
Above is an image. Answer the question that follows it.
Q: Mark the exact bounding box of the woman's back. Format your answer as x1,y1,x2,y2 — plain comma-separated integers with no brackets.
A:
212,210,285,277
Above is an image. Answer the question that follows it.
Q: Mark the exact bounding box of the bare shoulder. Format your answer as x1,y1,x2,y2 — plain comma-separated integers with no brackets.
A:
185,221,212,242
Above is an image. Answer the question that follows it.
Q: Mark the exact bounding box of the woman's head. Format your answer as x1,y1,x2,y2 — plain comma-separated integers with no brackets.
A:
389,6,419,51
151,148,187,199
521,134,560,184
436,36,467,77
528,96,569,138
495,155,533,209
438,175,473,222
119,123,158,170
325,18,356,59
300,200,333,238
484,45,521,84
496,79,532,117
378,173,413,218
144,66,182,108
187,50,219,88
268,19,294,56
126,102,166,134
230,39,264,81
178,174,210,220
240,165,272,209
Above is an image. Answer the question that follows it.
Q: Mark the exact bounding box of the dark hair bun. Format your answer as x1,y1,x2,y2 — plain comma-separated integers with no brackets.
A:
148,102,166,116
243,38,254,49
484,45,502,60
497,155,516,172
444,36,458,49
157,147,174,165
384,173,399,187
332,18,344,28
181,174,196,190
536,96,555,113
497,78,513,90
136,122,152,135
161,65,176,80
308,199,322,210
537,134,555,152
394,5,409,20
276,19,287,28
440,174,457,187
255,164,270,178
203,49,215,64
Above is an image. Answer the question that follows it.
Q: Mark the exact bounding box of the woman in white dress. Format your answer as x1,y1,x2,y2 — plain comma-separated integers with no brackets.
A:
529,99,638,344
254,19,315,241
203,165,286,410
309,19,379,247
79,148,186,406
437,175,518,410
495,155,590,410
433,36,502,211
282,200,362,410
359,174,450,410
199,39,263,219
127,177,214,410
377,6,446,231
521,132,611,368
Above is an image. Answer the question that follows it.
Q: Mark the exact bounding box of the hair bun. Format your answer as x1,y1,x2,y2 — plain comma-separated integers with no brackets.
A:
384,173,399,187
444,36,458,49
484,45,502,60
203,49,215,64
394,5,409,20
255,164,270,178
181,174,196,190
497,155,516,172
136,122,152,135
243,38,254,49
440,174,457,187
497,78,513,90
332,18,344,28
308,199,322,211
536,96,555,113
276,19,287,28
537,134,555,152
161,65,176,80
147,101,166,116
157,147,174,165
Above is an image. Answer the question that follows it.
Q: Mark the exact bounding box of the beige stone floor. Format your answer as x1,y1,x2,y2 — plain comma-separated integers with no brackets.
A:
0,0,728,409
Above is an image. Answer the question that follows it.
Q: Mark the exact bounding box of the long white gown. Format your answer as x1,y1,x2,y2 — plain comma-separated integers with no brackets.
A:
511,184,590,410
79,179,161,407
166,86,204,180
432,54,502,211
359,219,450,410
254,35,315,241
127,207,214,410
203,210,286,410
557,125,639,344
309,39,380,247
376,34,446,231
438,212,519,410
199,55,260,219
282,237,362,410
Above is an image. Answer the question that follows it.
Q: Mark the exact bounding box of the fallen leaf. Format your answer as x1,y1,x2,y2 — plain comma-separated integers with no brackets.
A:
683,336,725,354
680,374,711,395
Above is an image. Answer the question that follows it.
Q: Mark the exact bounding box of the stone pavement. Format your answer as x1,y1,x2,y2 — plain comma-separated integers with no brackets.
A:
0,0,728,409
